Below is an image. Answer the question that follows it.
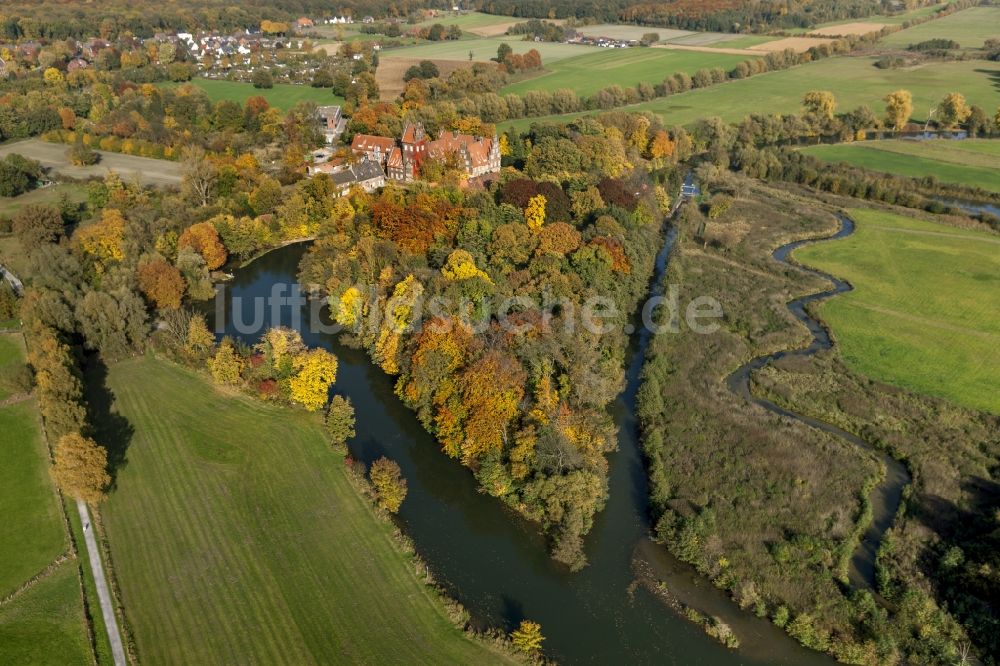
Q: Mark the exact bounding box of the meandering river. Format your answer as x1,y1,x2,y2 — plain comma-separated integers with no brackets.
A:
206,218,837,664
726,216,910,589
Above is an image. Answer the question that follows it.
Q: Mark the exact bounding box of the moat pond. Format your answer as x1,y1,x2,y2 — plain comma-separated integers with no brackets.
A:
207,229,835,665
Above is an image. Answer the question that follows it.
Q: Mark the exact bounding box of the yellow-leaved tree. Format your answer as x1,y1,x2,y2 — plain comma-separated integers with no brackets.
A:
374,275,423,375
336,286,364,328
884,89,913,131
289,348,339,411
74,208,127,270
511,620,544,654
369,456,408,513
51,433,110,505
441,249,492,283
208,338,244,385
525,194,547,232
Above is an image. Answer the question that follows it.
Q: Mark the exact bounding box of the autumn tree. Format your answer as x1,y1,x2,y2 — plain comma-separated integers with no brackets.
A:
374,275,424,375
802,90,836,121
511,620,544,654
186,313,215,354
12,204,64,250
441,249,492,283
458,351,526,462
536,222,582,257
648,130,676,161
67,133,98,166
289,348,339,411
369,456,408,513
325,395,356,448
884,90,913,131
26,326,87,439
178,222,228,270
937,92,971,129
208,337,244,384
51,433,110,504
137,260,186,309
525,194,547,232
74,208,127,269
43,67,64,85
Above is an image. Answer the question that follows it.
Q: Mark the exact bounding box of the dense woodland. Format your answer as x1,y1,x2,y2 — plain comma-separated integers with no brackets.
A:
296,114,681,566
476,0,937,31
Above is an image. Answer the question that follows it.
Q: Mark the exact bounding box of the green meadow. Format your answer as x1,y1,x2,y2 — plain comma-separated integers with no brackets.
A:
0,183,88,219
880,6,1000,48
0,562,93,666
800,140,1000,193
412,11,522,32
500,56,1000,132
172,79,345,110
99,356,515,665
386,36,594,63
794,209,1000,414
502,47,755,97
0,333,92,666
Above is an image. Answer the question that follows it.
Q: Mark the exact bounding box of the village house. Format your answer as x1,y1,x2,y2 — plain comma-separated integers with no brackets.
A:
295,17,315,30
67,57,90,72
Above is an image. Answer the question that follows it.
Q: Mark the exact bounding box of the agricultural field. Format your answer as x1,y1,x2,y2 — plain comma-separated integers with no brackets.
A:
501,56,1000,132
502,47,755,97
383,36,594,64
376,56,477,99
800,139,1000,193
573,24,692,42
794,208,1000,414
0,139,182,187
880,5,1000,48
413,11,529,37
98,356,515,665
0,334,92,666
808,22,889,38
177,78,345,110
786,2,951,33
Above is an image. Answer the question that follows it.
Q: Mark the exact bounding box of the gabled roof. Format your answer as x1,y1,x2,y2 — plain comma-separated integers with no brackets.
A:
331,158,385,187
351,134,395,153
401,122,424,144
386,147,403,168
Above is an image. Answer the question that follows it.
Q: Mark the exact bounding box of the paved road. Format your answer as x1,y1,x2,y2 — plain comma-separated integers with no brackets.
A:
76,500,128,666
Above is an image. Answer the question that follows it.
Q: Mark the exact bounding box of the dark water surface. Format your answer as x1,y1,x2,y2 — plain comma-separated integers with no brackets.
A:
206,225,834,665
